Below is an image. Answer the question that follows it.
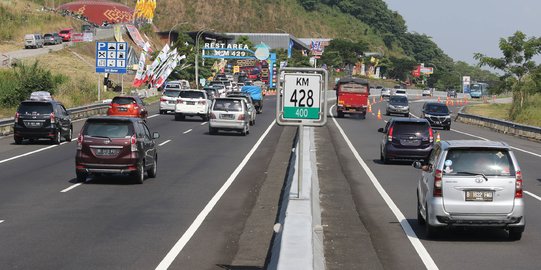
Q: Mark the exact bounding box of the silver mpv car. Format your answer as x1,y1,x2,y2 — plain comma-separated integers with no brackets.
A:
209,98,250,136
414,140,525,240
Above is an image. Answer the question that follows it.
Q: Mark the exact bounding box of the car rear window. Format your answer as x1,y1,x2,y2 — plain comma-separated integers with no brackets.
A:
44,34,52,38
443,148,515,176
426,104,449,113
84,121,133,138
163,90,181,97
60,30,70,34
213,99,243,112
180,91,205,99
341,83,368,93
112,97,136,105
393,122,429,136
18,102,53,115
164,84,181,89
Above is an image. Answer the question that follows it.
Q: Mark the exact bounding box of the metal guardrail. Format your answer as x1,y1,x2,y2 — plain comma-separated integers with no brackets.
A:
0,103,109,136
457,108,541,141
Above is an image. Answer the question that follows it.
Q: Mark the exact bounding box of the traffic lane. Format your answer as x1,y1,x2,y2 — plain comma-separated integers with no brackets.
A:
0,97,278,269
408,100,541,198
339,101,541,270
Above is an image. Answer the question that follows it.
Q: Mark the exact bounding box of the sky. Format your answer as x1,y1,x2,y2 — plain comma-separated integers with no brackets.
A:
383,0,541,65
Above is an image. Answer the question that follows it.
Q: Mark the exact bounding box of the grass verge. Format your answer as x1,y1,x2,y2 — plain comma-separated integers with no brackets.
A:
464,94,541,127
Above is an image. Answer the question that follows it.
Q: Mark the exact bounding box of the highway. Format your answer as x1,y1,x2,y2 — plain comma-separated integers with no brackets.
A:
0,96,288,269
319,94,541,270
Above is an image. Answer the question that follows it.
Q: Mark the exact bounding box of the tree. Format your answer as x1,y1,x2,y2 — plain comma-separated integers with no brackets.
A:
320,39,368,68
385,56,417,81
474,31,541,112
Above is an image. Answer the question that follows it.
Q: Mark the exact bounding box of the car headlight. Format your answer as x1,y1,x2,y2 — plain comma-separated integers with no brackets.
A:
404,106,409,110
445,115,451,118
388,105,395,109
424,113,432,117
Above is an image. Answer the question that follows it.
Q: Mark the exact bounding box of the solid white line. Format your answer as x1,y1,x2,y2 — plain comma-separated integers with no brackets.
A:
155,120,277,270
183,129,192,134
0,145,58,164
330,106,439,270
159,140,171,146
409,112,541,158
524,191,541,202
200,122,207,126
60,183,82,193
148,114,160,119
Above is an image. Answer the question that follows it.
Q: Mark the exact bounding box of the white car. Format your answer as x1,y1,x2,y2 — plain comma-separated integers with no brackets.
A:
209,98,250,136
159,89,181,114
392,89,407,96
174,90,211,121
422,88,433,96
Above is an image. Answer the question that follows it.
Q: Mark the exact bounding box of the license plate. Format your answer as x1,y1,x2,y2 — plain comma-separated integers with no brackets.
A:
465,191,494,201
118,107,128,112
95,148,120,156
168,100,176,104
25,121,42,128
220,114,234,119
400,139,420,146
187,101,195,105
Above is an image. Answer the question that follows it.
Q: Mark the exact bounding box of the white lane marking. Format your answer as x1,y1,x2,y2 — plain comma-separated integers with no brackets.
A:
0,220,4,224
159,140,171,146
409,112,541,158
61,183,83,193
183,129,192,134
200,122,207,126
0,145,58,164
525,191,541,202
156,120,277,270
330,105,439,270
148,114,160,119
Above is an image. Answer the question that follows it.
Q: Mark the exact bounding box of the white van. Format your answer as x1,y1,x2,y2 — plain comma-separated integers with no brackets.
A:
24,34,44,49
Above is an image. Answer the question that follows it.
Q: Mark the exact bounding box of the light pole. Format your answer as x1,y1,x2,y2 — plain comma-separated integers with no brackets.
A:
195,28,214,89
168,21,188,46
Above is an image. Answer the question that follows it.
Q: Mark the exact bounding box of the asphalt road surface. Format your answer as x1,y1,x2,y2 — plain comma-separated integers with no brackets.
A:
319,94,541,270
0,96,288,270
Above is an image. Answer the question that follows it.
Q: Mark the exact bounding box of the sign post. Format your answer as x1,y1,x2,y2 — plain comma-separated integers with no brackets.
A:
277,67,328,198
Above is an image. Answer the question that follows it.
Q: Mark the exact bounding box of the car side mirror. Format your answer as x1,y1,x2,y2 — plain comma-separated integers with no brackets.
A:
412,161,422,169
153,132,160,139
378,128,384,133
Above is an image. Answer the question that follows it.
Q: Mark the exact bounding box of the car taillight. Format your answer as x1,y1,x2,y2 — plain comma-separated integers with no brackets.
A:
238,114,245,120
210,113,216,119
14,112,19,123
198,100,206,105
177,99,184,104
429,127,434,143
387,126,393,142
160,98,167,102
131,134,137,152
50,112,56,124
77,133,83,150
515,171,523,198
133,105,140,111
433,169,443,197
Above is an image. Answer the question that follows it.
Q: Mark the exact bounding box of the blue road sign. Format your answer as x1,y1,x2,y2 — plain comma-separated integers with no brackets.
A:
96,42,128,74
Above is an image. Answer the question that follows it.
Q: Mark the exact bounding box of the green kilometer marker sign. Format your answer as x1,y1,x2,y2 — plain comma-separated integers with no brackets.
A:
282,73,322,120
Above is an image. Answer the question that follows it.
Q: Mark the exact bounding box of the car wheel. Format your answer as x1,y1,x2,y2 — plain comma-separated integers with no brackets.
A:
133,162,145,184
241,125,247,136
174,113,184,121
508,227,523,241
386,111,390,116
446,125,451,130
209,127,217,135
54,130,62,144
417,193,426,225
147,156,157,178
64,126,73,142
160,110,165,115
202,115,209,121
380,149,389,164
14,136,23,145
337,111,344,118
425,203,439,238
76,172,87,183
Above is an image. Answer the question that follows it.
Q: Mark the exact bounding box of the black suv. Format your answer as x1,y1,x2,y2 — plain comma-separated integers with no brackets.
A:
14,100,73,144
378,118,434,163
447,89,457,98
422,102,451,130
75,117,159,184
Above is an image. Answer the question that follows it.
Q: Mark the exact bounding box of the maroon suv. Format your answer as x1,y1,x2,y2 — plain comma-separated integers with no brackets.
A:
75,117,159,184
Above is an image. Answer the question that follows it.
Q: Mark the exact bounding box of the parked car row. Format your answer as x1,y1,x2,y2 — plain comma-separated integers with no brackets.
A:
24,28,72,49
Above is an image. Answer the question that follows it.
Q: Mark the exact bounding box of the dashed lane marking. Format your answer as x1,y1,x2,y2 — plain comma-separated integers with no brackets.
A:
159,140,171,146
201,122,207,126
148,114,160,119
524,191,541,202
60,183,83,193
183,129,192,134
0,145,58,165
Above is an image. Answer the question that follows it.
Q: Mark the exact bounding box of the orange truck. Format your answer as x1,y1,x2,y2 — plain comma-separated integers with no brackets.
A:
335,77,370,118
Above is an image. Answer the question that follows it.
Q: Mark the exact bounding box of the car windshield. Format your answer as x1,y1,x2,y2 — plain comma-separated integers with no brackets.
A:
18,102,53,115
213,99,243,112
443,148,515,176
393,122,429,136
84,121,133,138
112,97,136,105
389,96,408,104
60,30,69,34
180,91,205,99
44,34,52,38
425,104,449,114
163,90,181,97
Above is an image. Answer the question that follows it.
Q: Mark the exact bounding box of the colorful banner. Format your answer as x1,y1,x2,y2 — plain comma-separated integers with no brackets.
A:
144,44,170,82
132,52,147,87
114,25,124,42
126,24,150,52
134,0,157,22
